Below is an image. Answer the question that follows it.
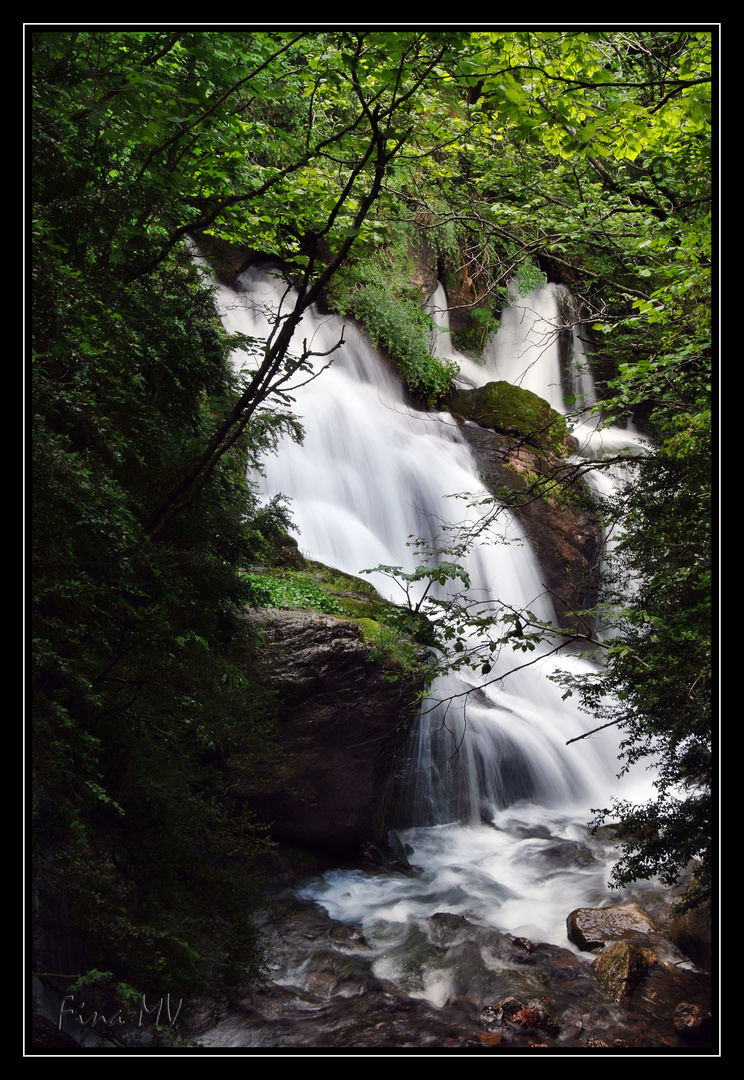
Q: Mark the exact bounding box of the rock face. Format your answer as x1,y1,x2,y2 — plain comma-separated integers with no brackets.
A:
457,424,602,629
191,230,259,286
236,608,424,855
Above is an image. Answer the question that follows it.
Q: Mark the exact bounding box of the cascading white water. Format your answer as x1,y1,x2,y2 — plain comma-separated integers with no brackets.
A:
215,267,656,988
427,280,648,603
221,269,478,585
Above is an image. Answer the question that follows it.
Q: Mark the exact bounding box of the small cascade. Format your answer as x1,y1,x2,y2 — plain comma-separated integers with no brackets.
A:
428,279,647,532
425,280,650,644
480,284,568,412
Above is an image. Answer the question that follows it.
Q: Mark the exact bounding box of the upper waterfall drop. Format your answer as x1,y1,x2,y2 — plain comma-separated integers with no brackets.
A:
426,277,648,485
427,279,595,414
221,268,483,590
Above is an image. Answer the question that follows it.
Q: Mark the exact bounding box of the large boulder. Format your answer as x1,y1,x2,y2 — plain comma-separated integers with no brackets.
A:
235,608,424,855
567,902,659,951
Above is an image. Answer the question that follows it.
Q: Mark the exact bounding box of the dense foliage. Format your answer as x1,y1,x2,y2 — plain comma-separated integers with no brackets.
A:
583,441,712,909
31,33,301,998
31,27,713,1009
32,228,289,993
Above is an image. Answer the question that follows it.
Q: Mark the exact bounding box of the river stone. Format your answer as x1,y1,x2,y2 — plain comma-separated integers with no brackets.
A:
327,923,371,949
672,1002,712,1044
514,999,560,1037
591,940,658,1004
487,996,527,1021
567,902,658,951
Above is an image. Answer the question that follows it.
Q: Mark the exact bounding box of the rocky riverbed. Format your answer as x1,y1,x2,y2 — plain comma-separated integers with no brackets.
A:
190,869,713,1052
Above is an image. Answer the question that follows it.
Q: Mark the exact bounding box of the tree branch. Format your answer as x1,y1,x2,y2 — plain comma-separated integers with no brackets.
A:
566,719,622,745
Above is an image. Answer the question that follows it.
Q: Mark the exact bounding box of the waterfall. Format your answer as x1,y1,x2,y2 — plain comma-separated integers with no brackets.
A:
215,266,655,966
221,269,476,584
427,280,649,630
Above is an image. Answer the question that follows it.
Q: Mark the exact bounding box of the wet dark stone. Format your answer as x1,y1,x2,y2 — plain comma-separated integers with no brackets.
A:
673,1001,712,1045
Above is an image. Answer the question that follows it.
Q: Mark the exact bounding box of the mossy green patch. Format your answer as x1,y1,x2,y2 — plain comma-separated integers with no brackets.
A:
243,570,342,615
354,617,383,639
444,380,569,455
244,561,434,682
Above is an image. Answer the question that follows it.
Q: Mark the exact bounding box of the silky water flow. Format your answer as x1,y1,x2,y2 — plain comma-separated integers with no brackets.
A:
214,268,657,1010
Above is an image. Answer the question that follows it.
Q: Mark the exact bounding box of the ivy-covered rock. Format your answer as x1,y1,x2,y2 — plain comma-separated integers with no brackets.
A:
443,380,568,454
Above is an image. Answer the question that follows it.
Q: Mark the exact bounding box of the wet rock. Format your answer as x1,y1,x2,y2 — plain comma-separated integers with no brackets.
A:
362,830,422,876
511,936,536,953
591,940,658,1005
507,938,585,977
235,608,424,854
475,1031,506,1046
528,838,597,868
512,999,560,1038
673,1001,712,1045
203,975,491,1049
487,996,527,1021
386,828,415,869
426,911,477,949
567,902,658,951
557,1006,585,1043
482,995,559,1039
327,923,371,950
303,969,340,998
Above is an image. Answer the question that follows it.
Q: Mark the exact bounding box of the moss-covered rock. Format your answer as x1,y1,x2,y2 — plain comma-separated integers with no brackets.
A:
354,617,383,639
443,380,569,454
591,940,658,1005
244,559,434,680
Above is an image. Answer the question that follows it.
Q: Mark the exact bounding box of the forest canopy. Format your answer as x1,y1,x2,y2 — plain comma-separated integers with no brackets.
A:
30,28,713,1002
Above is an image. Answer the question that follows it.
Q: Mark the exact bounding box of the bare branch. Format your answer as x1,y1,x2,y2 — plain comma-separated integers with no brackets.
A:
566,719,623,745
